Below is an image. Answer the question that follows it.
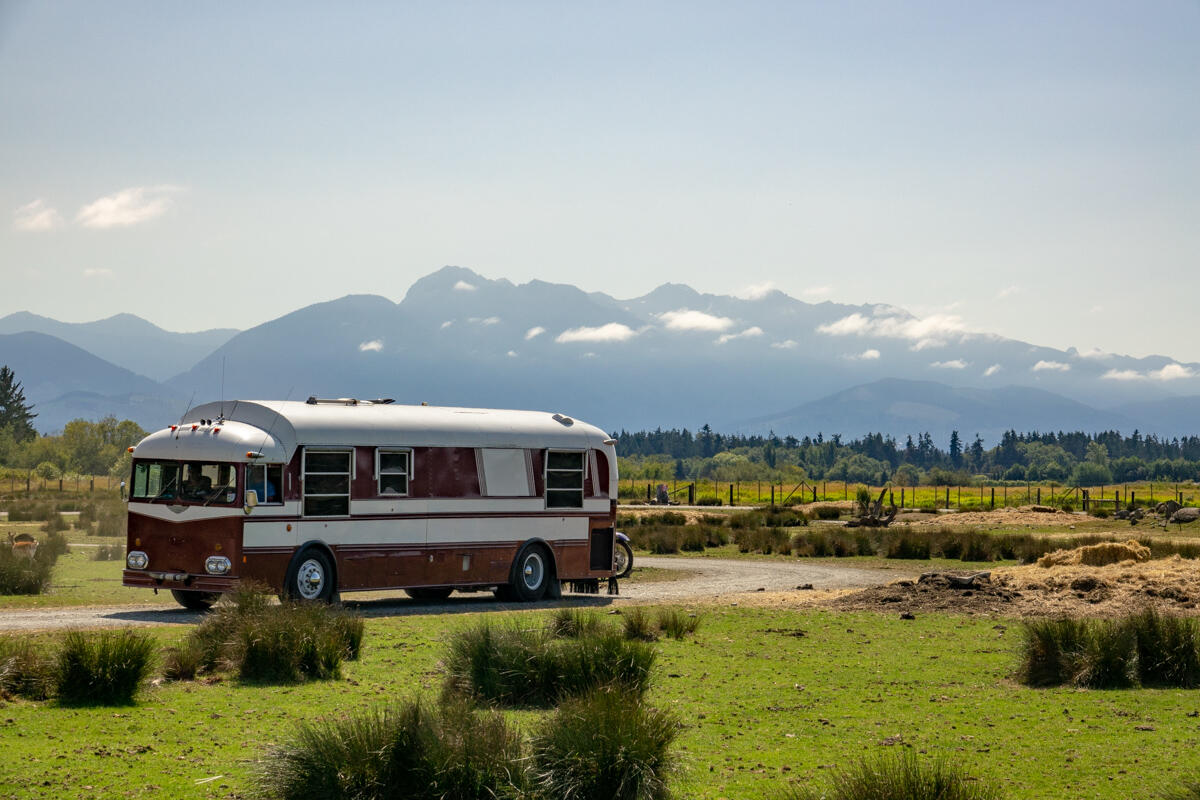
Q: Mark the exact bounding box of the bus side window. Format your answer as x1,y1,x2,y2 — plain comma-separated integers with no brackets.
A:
248,464,283,504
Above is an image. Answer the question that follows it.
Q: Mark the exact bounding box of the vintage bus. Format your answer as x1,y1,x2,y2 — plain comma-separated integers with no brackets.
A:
123,398,619,608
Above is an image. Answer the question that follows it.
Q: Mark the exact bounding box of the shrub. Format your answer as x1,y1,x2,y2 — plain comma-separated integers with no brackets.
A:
782,750,1002,800
622,608,657,642
695,496,722,506
529,687,679,800
811,505,841,520
763,508,808,528
95,510,126,538
1019,616,1160,689
644,511,687,526
91,543,124,561
883,529,931,560
0,637,54,700
0,542,56,595
699,514,726,527
41,512,68,534
256,698,526,800
443,622,655,707
161,640,204,682
1090,508,1110,519
55,629,156,705
855,485,873,515
657,609,701,640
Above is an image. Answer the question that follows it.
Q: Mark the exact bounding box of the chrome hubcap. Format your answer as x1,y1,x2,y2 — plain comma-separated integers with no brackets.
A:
297,558,325,600
521,552,544,590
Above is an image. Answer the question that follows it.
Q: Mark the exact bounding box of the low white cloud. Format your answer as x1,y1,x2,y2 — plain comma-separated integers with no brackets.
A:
13,199,63,232
82,268,113,279
802,286,833,300
1076,347,1111,359
1032,360,1070,372
468,316,500,326
1150,363,1195,381
771,339,798,349
849,349,880,361
983,364,1002,377
358,340,383,352
76,185,182,229
736,281,776,300
1101,368,1142,381
716,326,763,345
453,280,476,291
440,320,454,329
524,326,546,341
816,311,966,349
996,285,1021,299
931,359,968,369
556,323,637,343
659,308,734,332
506,350,517,358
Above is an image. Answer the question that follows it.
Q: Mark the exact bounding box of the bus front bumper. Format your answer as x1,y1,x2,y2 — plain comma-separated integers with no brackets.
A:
123,570,240,593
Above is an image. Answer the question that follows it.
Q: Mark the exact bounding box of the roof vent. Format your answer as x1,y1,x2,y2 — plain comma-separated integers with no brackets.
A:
306,397,392,406
552,413,574,426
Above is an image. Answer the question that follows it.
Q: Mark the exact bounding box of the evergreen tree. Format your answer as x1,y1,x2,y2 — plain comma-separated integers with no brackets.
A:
0,366,36,442
949,430,962,468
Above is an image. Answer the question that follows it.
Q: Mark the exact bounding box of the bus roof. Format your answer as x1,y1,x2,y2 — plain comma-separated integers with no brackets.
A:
165,399,613,458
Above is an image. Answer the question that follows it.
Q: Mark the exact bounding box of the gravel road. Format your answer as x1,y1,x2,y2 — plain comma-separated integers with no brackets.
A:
0,557,890,631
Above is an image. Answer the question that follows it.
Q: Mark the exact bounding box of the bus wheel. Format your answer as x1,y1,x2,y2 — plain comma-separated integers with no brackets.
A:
613,540,634,579
405,587,453,601
286,549,335,602
170,589,220,611
510,544,550,602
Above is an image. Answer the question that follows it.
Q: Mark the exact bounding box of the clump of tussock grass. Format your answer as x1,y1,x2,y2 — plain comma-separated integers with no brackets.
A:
732,526,791,554
622,607,657,642
256,697,527,800
642,511,687,526
0,637,55,700
656,609,701,640
171,583,362,683
547,608,604,639
529,687,679,800
1019,610,1200,689
443,621,655,707
0,533,63,595
791,529,876,558
811,504,842,520
1161,781,1200,800
54,629,156,706
781,750,1003,800
40,512,68,534
882,528,931,560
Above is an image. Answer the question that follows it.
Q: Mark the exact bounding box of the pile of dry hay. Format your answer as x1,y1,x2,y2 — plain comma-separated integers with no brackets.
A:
832,541,1200,618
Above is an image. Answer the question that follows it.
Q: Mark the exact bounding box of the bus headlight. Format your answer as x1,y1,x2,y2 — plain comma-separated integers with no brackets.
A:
127,551,149,570
205,556,232,575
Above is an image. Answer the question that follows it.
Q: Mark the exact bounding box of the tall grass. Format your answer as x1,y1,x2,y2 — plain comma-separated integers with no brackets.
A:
0,637,55,700
529,687,679,800
256,698,526,800
782,751,1003,800
443,622,656,707
1020,610,1200,689
168,584,363,683
54,629,156,705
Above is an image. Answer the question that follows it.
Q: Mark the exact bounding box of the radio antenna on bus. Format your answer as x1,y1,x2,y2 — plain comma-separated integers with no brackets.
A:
220,356,227,418
177,391,195,426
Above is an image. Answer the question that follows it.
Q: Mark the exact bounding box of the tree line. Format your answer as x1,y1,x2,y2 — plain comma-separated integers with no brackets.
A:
0,365,145,480
614,424,1200,486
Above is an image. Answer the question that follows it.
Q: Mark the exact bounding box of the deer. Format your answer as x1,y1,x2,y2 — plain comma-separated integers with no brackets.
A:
7,532,37,561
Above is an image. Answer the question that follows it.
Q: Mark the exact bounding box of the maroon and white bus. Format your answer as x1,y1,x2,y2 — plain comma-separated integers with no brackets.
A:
123,398,619,609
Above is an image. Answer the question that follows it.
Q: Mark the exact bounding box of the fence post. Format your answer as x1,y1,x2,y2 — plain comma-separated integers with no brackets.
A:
646,483,651,502
770,485,775,508
1130,491,1135,508
990,486,995,509
89,477,94,493
945,486,949,509
58,479,63,492
900,487,905,508
957,487,961,509
1037,487,1041,504
889,490,894,508
729,484,734,506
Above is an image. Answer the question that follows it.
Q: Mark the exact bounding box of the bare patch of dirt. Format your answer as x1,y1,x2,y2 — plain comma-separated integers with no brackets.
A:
831,549,1200,618
895,506,1081,527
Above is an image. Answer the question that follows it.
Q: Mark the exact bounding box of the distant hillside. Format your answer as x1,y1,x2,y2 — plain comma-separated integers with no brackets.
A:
5,266,1200,438
739,378,1138,445
0,311,236,382
0,332,184,432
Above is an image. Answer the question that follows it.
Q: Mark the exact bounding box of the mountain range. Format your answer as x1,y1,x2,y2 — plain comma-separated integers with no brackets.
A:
4,266,1199,442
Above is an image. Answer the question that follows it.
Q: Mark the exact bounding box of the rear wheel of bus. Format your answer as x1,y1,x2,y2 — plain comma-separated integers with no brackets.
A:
284,548,336,603
502,543,552,602
170,589,220,611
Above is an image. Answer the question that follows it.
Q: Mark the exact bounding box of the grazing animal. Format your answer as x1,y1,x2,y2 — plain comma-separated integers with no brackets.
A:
7,532,37,560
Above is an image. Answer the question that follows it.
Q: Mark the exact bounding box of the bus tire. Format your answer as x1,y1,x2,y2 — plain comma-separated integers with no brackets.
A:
170,589,220,610
613,540,634,579
405,587,453,601
510,543,551,602
284,548,336,603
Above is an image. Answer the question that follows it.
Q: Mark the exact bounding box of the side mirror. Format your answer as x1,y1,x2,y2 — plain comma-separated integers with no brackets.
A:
244,489,258,515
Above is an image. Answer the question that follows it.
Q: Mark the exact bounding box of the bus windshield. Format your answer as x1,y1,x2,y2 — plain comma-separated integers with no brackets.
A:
132,461,238,505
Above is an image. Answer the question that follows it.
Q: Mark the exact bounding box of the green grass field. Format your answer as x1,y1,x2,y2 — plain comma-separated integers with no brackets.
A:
2,607,1200,799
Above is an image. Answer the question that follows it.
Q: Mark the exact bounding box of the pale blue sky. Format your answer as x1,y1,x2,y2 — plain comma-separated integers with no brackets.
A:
2,1,1197,359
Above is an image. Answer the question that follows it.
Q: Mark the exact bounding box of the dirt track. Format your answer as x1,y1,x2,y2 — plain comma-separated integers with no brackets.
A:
0,557,892,632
